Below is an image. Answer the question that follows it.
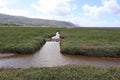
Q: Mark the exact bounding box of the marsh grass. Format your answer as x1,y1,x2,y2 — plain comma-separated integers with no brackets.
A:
60,28,120,57
0,26,57,54
0,65,120,80
0,26,120,57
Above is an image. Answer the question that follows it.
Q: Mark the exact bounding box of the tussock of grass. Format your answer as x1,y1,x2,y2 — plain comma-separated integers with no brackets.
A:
0,65,120,80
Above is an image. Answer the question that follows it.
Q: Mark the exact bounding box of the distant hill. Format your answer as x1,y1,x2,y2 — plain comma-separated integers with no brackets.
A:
0,13,77,27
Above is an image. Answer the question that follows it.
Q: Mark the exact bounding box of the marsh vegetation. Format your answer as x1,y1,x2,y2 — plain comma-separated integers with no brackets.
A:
0,65,120,80
60,28,120,57
0,26,120,80
0,26,56,54
0,26,120,57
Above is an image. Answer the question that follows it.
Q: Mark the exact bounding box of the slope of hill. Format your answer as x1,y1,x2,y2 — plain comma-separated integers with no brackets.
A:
0,13,76,27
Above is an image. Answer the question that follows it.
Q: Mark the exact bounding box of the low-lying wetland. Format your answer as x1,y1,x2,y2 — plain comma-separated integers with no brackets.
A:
0,26,120,68
0,26,120,80
0,26,120,57
60,28,120,57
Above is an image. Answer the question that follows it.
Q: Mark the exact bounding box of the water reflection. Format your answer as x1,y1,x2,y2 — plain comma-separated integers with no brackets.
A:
0,41,120,68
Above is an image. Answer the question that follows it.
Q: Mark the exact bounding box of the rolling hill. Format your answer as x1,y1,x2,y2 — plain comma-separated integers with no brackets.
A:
0,13,77,27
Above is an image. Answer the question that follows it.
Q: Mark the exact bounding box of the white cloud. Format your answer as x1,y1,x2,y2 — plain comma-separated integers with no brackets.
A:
32,0,74,16
0,7,29,16
0,0,29,16
82,0,120,17
0,0,20,7
31,0,80,26
0,0,8,8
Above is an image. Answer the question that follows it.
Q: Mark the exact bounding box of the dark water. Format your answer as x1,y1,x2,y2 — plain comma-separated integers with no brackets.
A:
0,41,120,68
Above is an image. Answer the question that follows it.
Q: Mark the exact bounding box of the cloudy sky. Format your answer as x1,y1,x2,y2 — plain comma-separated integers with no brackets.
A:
0,0,120,27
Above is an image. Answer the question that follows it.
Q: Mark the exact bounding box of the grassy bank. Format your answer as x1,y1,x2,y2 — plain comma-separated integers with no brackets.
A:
0,26,58,54
0,65,120,80
60,28,120,57
0,26,120,57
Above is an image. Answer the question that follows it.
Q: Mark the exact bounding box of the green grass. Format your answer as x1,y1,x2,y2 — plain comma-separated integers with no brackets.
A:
0,26,120,57
0,65,120,80
0,26,120,80
0,26,58,54
60,28,120,57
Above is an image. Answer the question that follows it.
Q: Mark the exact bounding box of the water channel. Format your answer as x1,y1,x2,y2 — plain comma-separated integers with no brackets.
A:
0,32,120,68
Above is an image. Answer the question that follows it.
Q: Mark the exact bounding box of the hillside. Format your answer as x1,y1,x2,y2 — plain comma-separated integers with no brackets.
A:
0,13,76,27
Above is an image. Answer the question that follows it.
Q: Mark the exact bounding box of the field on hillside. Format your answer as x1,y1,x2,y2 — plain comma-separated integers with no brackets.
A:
0,65,120,80
0,26,58,54
60,28,120,57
